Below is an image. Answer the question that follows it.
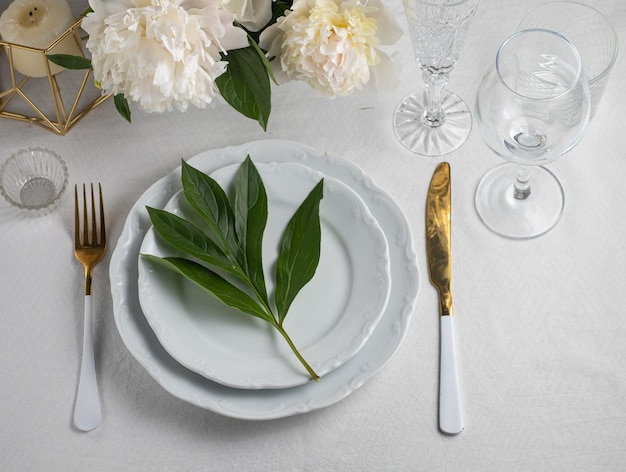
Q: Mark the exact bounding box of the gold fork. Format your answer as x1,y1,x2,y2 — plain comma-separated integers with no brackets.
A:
73,183,106,432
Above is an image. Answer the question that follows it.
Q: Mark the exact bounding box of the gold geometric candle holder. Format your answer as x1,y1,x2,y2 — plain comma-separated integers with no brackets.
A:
0,17,110,136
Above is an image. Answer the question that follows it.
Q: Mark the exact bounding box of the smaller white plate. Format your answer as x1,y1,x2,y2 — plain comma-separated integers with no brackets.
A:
138,162,391,389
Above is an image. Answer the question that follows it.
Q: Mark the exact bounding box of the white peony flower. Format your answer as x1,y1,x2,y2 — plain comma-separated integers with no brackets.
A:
259,0,402,96
220,0,272,32
83,0,249,113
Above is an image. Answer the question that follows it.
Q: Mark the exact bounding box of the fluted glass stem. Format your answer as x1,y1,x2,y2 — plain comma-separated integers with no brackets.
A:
422,70,449,128
514,166,531,200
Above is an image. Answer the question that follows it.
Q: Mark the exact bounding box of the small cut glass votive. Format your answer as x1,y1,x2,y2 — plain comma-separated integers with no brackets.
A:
0,147,69,215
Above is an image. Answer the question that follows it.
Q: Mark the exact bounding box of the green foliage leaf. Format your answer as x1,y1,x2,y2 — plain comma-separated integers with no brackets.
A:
114,94,132,123
142,255,271,322
181,160,239,258
248,37,277,85
234,156,269,304
216,43,271,130
275,180,324,323
146,206,244,280
47,54,92,70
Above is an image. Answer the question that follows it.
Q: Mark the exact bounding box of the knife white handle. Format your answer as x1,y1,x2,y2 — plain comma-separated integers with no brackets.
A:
439,315,463,435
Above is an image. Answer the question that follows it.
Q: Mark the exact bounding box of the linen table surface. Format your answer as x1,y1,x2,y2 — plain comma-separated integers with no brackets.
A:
1,0,626,470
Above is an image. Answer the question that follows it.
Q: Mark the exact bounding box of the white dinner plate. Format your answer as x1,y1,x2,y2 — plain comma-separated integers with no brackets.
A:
138,162,391,389
110,140,419,420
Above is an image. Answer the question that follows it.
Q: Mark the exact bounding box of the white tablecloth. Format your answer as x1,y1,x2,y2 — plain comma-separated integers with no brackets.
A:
2,0,626,470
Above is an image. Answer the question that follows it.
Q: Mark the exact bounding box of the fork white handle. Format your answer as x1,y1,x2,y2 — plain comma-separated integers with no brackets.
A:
439,315,463,435
74,295,101,432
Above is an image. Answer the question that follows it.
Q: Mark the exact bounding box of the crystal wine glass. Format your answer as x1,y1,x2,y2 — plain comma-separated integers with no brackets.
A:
474,29,590,239
393,0,479,156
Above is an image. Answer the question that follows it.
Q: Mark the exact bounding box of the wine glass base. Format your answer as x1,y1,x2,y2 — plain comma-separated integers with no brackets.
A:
393,89,472,156
475,164,565,239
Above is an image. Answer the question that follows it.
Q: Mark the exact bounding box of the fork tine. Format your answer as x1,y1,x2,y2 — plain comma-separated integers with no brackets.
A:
82,184,89,245
90,183,97,245
74,184,80,246
98,183,106,246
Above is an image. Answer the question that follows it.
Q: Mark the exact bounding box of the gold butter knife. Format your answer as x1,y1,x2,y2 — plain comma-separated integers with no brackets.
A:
426,162,463,435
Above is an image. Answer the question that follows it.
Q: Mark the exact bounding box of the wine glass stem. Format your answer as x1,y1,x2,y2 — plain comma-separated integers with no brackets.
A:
514,166,531,200
423,70,449,128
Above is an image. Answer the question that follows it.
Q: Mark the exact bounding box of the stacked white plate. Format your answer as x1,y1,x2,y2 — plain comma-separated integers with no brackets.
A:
110,140,420,420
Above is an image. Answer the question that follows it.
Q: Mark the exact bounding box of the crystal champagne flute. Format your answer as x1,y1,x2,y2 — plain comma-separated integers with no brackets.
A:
393,0,479,156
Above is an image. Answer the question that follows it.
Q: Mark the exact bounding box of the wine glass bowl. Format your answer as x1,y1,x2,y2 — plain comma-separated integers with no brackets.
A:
474,29,590,239
394,0,479,156
477,30,588,165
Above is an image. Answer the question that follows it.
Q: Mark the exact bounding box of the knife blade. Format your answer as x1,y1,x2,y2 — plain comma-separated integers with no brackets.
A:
426,162,463,435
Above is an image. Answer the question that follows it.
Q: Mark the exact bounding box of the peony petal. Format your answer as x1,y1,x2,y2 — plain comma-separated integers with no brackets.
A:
87,0,134,18
216,11,249,50
366,0,403,45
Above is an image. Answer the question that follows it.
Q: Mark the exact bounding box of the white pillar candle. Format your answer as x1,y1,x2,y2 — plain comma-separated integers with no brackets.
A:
0,0,83,77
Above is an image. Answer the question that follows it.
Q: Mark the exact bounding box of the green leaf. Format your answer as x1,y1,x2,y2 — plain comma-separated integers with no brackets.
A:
234,156,268,304
216,44,271,130
181,160,239,258
275,180,324,323
47,54,92,70
114,94,132,123
248,37,277,85
146,206,244,280
142,255,272,322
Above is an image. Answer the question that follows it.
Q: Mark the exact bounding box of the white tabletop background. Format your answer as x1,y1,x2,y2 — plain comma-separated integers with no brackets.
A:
1,0,625,470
